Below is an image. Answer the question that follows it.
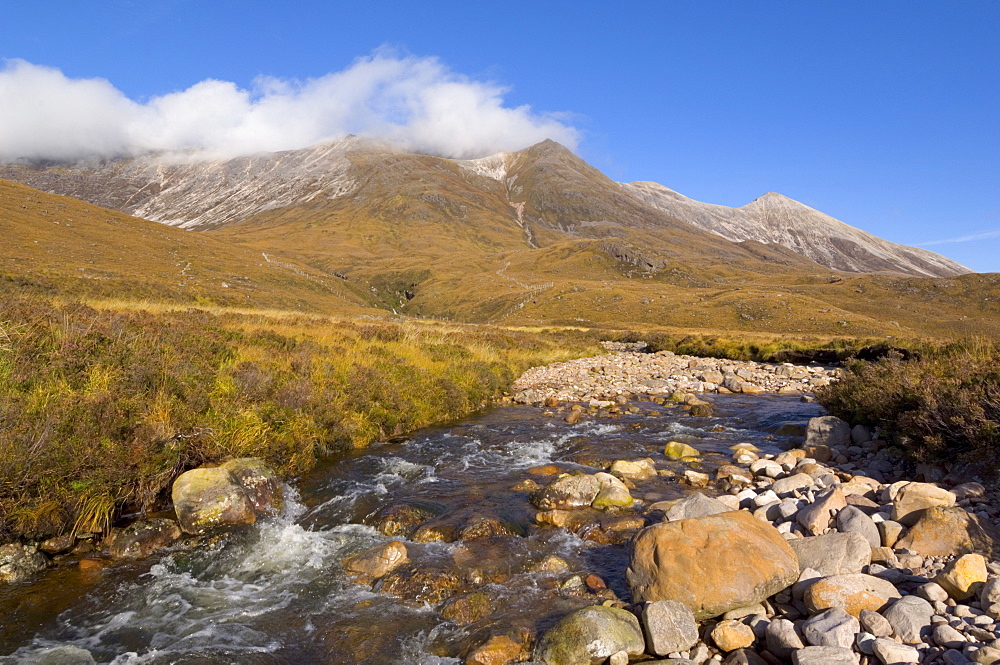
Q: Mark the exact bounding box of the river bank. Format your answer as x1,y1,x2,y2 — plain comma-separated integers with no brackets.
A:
2,353,999,665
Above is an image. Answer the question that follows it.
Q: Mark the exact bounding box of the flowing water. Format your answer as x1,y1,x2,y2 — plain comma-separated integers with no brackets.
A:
0,394,823,664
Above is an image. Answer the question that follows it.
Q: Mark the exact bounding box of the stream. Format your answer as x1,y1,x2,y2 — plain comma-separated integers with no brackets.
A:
0,394,824,664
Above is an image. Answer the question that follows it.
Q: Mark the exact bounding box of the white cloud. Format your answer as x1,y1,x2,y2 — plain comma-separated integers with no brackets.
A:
919,229,1000,246
0,53,579,163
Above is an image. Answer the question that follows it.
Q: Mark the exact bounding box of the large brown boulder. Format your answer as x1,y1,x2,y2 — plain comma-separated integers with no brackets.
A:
894,506,994,557
891,482,956,526
171,458,284,534
627,510,799,619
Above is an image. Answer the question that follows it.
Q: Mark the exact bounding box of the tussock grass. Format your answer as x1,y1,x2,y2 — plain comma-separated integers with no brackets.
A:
0,294,597,541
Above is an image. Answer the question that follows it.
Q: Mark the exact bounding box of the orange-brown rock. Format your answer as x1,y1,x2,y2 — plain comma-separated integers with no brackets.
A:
803,573,901,616
343,541,408,580
627,510,799,619
895,506,993,557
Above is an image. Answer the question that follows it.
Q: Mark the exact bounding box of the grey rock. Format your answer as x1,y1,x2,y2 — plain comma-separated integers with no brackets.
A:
836,506,881,549
881,595,934,644
933,623,968,649
856,632,877,655
851,425,872,446
917,582,951,603
0,543,48,583
766,618,805,660
774,474,816,496
665,493,733,522
805,416,852,450
535,605,645,665
791,646,860,665
32,646,98,665
643,600,700,656
859,609,894,638
941,649,973,665
871,638,920,665
723,649,769,665
981,578,1000,607
789,532,872,576
801,608,860,649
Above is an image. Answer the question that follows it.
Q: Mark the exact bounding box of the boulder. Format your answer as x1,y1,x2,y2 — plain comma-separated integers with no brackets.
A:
33,646,97,665
878,521,905,549
641,600,699,656
803,573,901,616
804,416,852,450
343,541,409,580
835,506,881,549
859,609,893,637
788,533,871,576
592,473,634,509
894,506,993,557
0,543,48,582
172,458,283,534
791,646,859,665
891,482,956,526
376,564,463,605
881,595,934,644
935,553,988,601
107,518,181,559
627,510,799,619
801,608,860,649
441,590,496,625
467,634,530,665
663,493,733,522
534,606,645,665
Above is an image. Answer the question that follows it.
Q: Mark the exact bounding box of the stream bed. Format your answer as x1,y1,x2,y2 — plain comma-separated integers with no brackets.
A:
0,394,824,664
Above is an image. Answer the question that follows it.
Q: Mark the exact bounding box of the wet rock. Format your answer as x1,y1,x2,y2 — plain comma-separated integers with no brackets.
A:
935,553,988,601
413,521,459,543
531,474,601,510
611,458,657,482
665,441,701,459
466,633,530,665
374,503,436,538
222,458,283,514
628,510,799,619
891,482,957,526
106,518,181,559
881,595,934,644
534,605,645,665
894,506,993,557
171,458,283,535
592,473,634,509
788,532,872,576
459,515,522,541
343,541,409,580
0,543,48,582
835,506,881,549
797,488,847,535
39,534,75,555
33,646,98,665
767,617,805,660
663,494,733,522
690,403,715,417
803,573,901,616
870,638,920,665
376,564,463,605
791,646,859,665
441,589,495,625
642,599,700,655
804,416,852,450
801,607,860,649
711,620,756,652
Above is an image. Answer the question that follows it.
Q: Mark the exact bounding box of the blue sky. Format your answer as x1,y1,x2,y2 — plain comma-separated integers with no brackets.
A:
2,1,998,271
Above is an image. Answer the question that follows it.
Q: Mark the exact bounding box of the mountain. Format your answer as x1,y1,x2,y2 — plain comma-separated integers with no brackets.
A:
4,139,997,340
621,182,968,278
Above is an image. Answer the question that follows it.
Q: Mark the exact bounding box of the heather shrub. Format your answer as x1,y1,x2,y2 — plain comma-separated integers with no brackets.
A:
818,339,1000,475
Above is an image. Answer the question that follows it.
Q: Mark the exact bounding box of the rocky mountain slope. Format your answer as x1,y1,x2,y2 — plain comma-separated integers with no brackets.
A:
622,182,969,278
1,139,967,279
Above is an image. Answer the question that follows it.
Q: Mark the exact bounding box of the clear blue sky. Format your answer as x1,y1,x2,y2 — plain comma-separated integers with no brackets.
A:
2,1,998,271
